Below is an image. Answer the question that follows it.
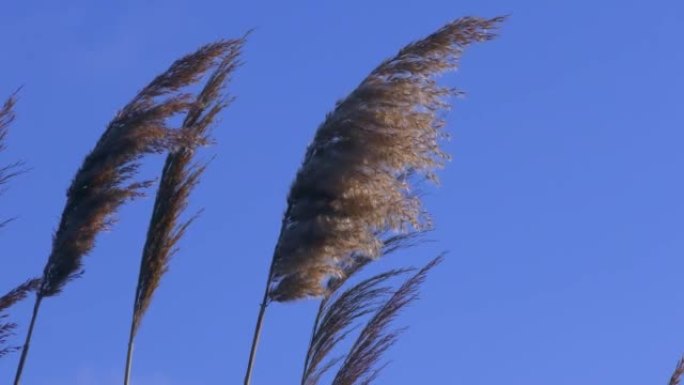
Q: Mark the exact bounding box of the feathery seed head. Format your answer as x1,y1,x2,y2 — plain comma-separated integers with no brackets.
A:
130,36,246,335
269,17,503,301
39,41,238,297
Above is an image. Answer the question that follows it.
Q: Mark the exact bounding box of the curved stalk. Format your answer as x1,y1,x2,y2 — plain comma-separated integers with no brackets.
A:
243,266,273,385
123,317,136,385
13,295,42,385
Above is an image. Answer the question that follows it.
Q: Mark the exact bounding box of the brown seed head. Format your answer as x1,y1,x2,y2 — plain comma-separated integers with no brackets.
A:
130,37,246,335
39,41,236,297
270,17,504,301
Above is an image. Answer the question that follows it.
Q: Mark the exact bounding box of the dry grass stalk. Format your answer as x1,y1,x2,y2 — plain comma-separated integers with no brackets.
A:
123,36,246,385
0,279,40,358
13,41,236,385
670,357,684,385
331,256,443,385
245,17,503,384
269,16,504,301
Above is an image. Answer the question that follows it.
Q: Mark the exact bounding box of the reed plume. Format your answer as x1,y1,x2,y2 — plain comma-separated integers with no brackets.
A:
301,264,410,385
245,16,503,384
670,357,684,385
0,92,36,359
0,94,16,141
331,256,442,385
301,256,442,385
0,92,26,228
13,41,234,385
300,232,424,385
270,16,503,301
123,36,246,385
0,279,40,358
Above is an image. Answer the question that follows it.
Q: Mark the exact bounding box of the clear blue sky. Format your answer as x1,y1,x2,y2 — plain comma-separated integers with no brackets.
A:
1,0,683,384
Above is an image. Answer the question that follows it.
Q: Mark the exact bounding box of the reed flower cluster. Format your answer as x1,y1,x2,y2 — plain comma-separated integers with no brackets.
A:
0,15,567,385
38,41,233,298
124,37,246,384
0,93,25,226
244,16,504,385
10,39,247,384
269,16,505,301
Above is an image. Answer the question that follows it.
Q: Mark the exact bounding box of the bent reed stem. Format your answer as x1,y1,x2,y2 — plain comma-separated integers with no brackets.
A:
13,295,42,385
244,258,275,385
124,316,136,385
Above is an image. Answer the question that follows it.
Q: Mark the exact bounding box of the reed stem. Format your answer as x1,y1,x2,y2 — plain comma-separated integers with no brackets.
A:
123,317,136,385
244,260,275,385
13,295,42,385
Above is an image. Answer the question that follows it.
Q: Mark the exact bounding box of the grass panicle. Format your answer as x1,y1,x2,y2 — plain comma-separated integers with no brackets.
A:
123,36,246,385
269,16,504,301
245,17,503,384
0,279,40,358
13,40,238,385
39,41,235,298
129,37,245,336
301,233,426,384
0,92,34,359
670,357,684,385
301,268,410,385
0,92,27,228
331,256,443,385
0,94,16,141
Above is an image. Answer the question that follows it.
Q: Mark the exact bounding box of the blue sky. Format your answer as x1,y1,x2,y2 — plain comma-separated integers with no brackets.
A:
1,0,683,384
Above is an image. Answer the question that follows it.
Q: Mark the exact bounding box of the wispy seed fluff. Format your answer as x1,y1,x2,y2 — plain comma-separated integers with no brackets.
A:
269,17,504,301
